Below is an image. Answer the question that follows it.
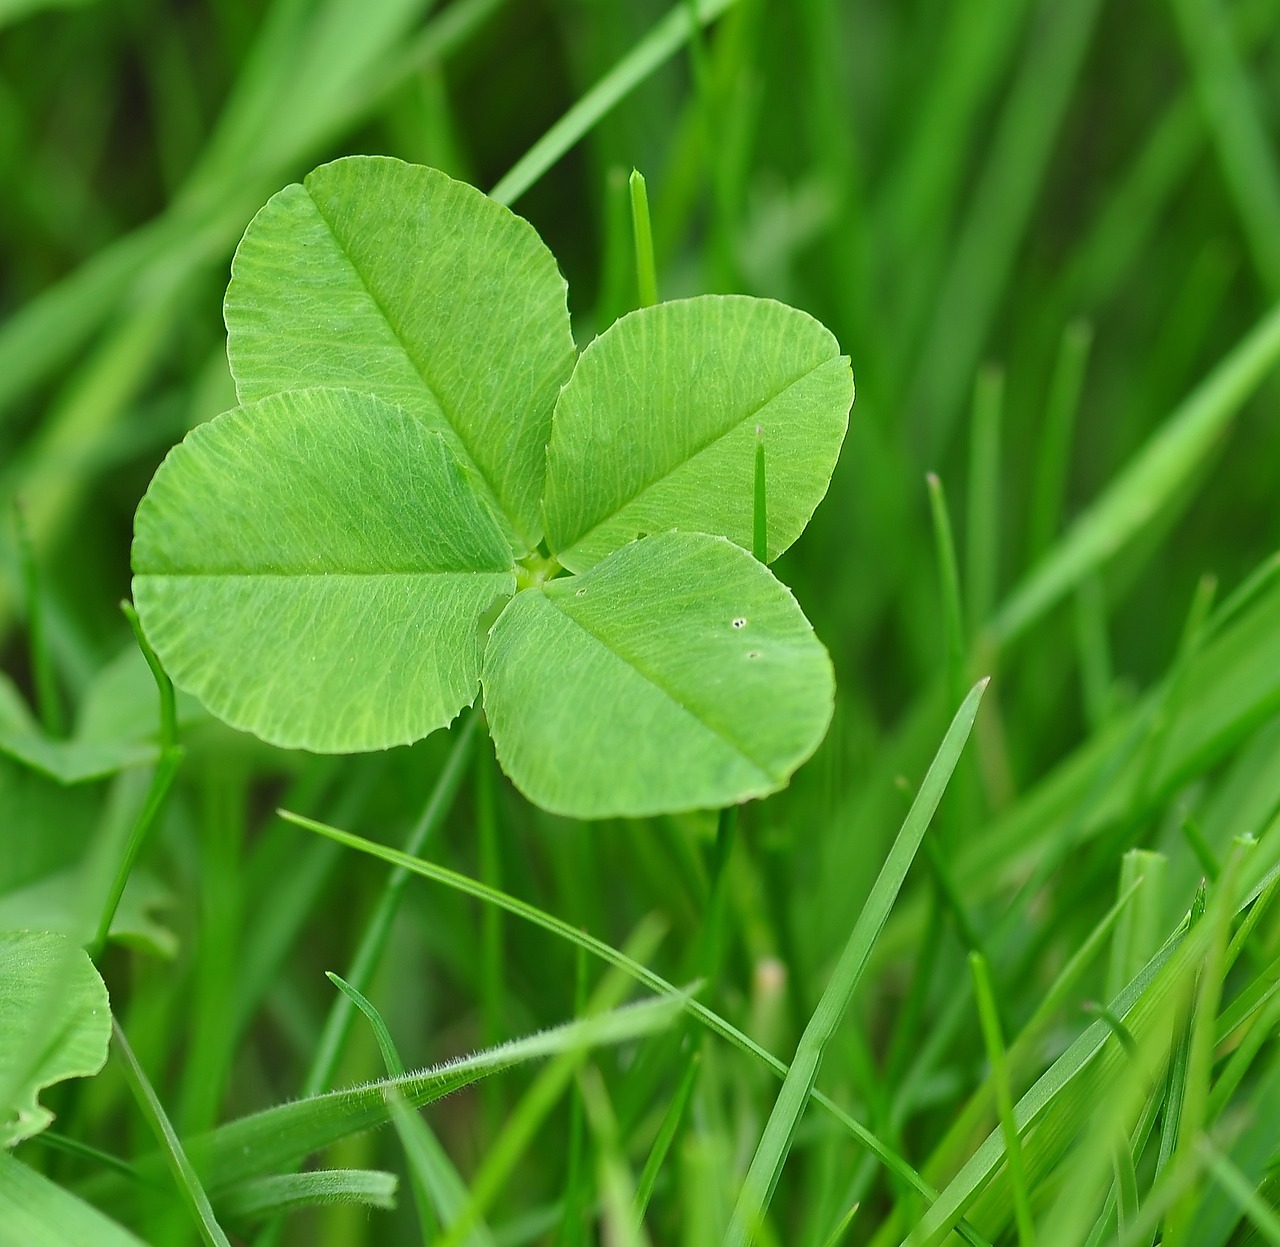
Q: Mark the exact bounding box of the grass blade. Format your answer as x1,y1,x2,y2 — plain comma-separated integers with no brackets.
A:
301,712,477,1097
111,1018,231,1247
1168,0,1280,295
969,953,1035,1247
990,301,1280,645
216,1170,397,1222
722,678,988,1246
276,807,990,1243
327,970,495,1246
181,996,685,1194
489,0,738,206
630,168,658,308
926,474,967,709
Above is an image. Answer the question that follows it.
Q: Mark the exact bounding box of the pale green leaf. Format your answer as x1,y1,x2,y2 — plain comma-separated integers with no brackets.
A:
543,296,852,572
0,1153,142,1247
224,155,576,552
0,649,202,785
483,532,834,817
0,931,110,1148
0,674,152,784
0,868,176,961
132,388,514,753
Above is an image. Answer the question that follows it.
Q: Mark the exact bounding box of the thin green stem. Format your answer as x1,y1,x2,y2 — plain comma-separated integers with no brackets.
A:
122,599,176,751
90,747,185,962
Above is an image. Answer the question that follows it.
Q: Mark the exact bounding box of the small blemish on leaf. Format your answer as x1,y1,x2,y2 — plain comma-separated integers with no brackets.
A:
746,651,761,660
732,617,747,629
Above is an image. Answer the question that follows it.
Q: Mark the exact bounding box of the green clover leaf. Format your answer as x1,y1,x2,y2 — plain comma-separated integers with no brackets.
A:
132,157,854,818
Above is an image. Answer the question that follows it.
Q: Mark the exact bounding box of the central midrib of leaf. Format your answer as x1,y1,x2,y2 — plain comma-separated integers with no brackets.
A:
142,568,511,579
559,353,837,553
537,588,778,779
305,189,510,538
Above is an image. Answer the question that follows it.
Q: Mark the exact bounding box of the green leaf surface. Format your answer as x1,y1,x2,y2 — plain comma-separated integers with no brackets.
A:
224,155,576,551
483,531,834,817
0,868,175,961
0,674,152,784
0,1152,142,1247
544,296,852,571
0,931,110,1148
0,649,202,785
132,388,515,753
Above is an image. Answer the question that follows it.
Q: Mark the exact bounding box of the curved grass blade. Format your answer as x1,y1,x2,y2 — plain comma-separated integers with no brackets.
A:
187,996,683,1193
326,971,495,1246
276,815,992,1247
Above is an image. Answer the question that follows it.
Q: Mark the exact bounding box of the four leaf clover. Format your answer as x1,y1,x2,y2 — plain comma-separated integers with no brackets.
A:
131,156,854,818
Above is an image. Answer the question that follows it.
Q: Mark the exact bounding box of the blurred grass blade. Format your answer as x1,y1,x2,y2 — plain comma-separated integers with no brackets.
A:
490,0,739,206
906,0,1105,454
966,366,1003,632
1029,319,1092,562
723,678,988,1246
578,1065,652,1247
1197,1136,1280,1244
1168,0,1280,295
991,301,1280,644
111,1018,232,1247
925,475,967,708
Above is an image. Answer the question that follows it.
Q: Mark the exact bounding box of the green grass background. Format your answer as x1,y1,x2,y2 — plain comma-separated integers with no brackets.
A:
2,0,1280,1243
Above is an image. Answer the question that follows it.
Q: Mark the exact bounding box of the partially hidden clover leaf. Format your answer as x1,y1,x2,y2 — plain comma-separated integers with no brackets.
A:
544,295,853,571
131,156,854,818
0,930,110,1148
482,531,834,818
224,155,576,556
132,388,514,753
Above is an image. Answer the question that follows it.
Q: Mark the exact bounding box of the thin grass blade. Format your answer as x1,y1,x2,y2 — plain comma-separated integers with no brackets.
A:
722,678,988,1246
